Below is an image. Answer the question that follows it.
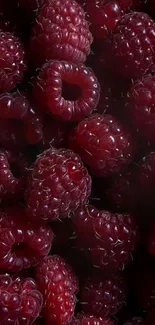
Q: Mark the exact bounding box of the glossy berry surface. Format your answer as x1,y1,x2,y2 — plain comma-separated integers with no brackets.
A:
72,205,138,270
36,255,78,325
0,31,26,92
25,147,91,221
80,272,126,318
30,0,92,66
33,60,100,122
69,114,136,177
0,273,43,325
0,205,53,272
104,12,155,79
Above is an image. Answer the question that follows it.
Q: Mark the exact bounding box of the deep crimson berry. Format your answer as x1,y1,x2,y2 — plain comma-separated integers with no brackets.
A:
0,274,43,325
72,205,138,270
0,92,43,145
127,74,155,146
36,255,78,325
70,314,113,325
69,114,136,177
80,272,126,318
30,0,92,66
124,318,143,325
103,12,155,79
25,147,91,221
0,205,53,272
0,32,26,92
33,60,100,122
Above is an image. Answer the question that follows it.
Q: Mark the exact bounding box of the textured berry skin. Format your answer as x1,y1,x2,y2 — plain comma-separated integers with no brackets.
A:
0,150,28,202
0,92,43,145
127,74,155,146
0,273,43,325
33,60,100,122
30,0,92,66
69,114,136,177
104,12,155,79
25,147,91,221
124,318,143,325
70,314,113,325
0,32,26,92
72,205,138,270
36,255,78,325
0,205,53,272
80,272,126,318
106,152,155,212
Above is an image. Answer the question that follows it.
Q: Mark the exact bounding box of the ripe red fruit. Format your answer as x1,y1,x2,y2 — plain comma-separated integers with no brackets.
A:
36,255,78,325
0,32,26,92
80,272,126,318
72,205,138,270
69,114,136,177
70,314,113,325
0,205,53,272
0,273,43,325
25,147,91,221
103,12,155,79
33,60,100,122
30,0,92,66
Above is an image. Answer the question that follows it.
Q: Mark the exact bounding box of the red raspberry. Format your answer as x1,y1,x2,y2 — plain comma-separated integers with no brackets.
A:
25,147,91,221
0,205,53,272
80,272,126,318
0,273,43,325
106,152,155,212
0,92,43,145
39,115,71,150
72,205,138,270
33,60,100,122
124,318,143,325
127,74,155,146
0,32,26,92
69,114,136,177
0,150,29,202
36,255,78,325
70,314,113,325
103,12,155,79
30,0,92,66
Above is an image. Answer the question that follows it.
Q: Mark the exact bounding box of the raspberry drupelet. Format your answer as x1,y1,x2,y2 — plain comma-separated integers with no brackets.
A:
25,147,91,221
0,273,43,325
33,60,100,122
103,12,155,79
0,32,26,92
0,205,53,272
30,0,92,66
127,74,155,146
68,114,136,177
36,255,78,325
72,205,138,270
80,272,126,318
70,314,113,325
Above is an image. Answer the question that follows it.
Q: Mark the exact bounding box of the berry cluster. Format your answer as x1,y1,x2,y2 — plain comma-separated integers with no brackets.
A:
0,0,155,324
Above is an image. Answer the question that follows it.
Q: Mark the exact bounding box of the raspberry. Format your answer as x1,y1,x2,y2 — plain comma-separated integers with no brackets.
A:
30,0,92,66
106,152,155,212
72,205,138,270
36,255,78,325
0,205,53,272
39,115,71,150
70,314,113,325
80,272,126,318
127,74,155,146
0,273,43,325
103,12,155,79
25,147,91,221
124,318,143,325
33,60,100,122
69,114,136,177
0,92,43,145
0,32,26,92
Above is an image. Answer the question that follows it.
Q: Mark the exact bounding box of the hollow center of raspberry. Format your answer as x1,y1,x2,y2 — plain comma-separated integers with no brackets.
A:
62,82,82,101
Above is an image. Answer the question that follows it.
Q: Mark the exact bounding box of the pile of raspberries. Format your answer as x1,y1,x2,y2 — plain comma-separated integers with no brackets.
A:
1,0,155,324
